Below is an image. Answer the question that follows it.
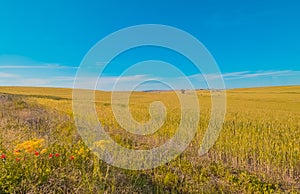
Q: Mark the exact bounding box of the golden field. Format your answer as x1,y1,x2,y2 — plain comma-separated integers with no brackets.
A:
0,86,299,193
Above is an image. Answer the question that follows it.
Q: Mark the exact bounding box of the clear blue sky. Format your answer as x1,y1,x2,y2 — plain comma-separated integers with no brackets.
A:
0,0,299,90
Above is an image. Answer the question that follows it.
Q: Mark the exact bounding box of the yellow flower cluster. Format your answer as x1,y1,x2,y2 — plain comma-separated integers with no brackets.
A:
75,147,86,156
73,146,90,159
14,138,45,153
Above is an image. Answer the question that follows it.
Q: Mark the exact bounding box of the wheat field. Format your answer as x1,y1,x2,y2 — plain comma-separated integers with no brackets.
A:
0,86,299,193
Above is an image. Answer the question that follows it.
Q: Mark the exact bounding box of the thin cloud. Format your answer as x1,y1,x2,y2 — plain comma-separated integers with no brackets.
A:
74,74,153,90
0,72,19,78
0,76,75,87
189,70,300,81
0,55,77,69
0,64,77,69
224,70,299,80
98,74,149,83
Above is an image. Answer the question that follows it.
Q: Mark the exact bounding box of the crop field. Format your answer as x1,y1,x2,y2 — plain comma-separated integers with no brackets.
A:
0,86,299,193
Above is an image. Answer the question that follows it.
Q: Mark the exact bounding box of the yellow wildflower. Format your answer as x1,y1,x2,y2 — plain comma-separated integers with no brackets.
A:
15,138,45,153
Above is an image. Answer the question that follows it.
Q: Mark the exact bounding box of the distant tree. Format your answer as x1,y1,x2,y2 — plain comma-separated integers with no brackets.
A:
180,89,185,94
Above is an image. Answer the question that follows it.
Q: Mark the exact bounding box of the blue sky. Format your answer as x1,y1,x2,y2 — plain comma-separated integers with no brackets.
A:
0,0,299,90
